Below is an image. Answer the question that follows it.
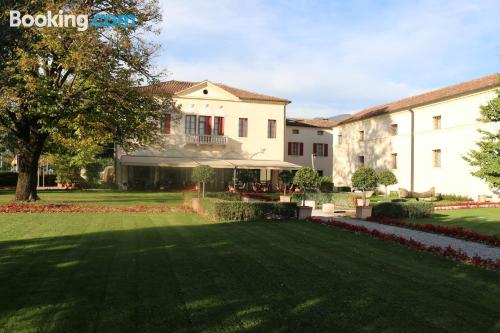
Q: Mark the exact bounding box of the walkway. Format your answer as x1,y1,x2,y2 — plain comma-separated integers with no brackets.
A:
312,214,500,261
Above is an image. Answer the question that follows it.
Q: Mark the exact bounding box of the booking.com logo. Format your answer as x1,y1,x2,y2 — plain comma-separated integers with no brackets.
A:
10,10,137,31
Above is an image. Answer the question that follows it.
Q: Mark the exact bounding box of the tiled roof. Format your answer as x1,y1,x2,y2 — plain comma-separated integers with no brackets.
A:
140,80,290,104
287,118,337,128
338,73,500,125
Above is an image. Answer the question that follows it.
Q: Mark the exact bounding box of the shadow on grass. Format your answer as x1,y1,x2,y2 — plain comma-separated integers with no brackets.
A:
410,212,500,236
0,221,499,332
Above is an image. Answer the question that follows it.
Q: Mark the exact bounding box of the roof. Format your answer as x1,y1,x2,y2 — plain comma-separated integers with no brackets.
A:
338,73,500,125
140,80,290,104
286,118,337,128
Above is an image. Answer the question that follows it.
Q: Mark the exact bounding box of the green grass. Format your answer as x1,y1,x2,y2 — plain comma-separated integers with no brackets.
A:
407,208,500,236
0,190,184,206
1,212,499,332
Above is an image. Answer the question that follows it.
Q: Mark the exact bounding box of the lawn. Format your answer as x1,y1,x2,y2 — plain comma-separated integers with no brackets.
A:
407,208,500,236
1,211,499,332
0,190,184,206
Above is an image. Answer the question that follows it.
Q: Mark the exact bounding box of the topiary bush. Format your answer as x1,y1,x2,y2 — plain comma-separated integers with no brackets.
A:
205,192,241,201
199,198,297,221
372,201,434,218
290,192,359,208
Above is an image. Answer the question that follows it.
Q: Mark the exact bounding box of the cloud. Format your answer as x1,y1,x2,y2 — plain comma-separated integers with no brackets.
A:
154,0,500,117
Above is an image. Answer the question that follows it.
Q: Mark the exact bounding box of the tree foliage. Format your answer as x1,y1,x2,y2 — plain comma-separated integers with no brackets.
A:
0,0,178,200
377,169,397,196
464,85,500,193
278,170,294,195
293,167,319,203
191,165,215,197
351,167,378,191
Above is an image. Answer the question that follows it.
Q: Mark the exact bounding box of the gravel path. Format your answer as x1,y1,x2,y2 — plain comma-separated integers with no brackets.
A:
313,215,500,261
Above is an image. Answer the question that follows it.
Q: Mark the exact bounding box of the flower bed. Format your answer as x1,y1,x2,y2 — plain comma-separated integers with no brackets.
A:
367,216,500,246
434,202,500,210
308,217,500,271
0,203,174,213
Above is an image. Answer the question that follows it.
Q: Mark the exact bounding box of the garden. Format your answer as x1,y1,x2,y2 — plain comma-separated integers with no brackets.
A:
0,190,499,332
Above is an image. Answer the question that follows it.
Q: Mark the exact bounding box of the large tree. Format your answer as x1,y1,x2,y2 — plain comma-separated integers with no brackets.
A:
464,82,500,193
0,1,176,200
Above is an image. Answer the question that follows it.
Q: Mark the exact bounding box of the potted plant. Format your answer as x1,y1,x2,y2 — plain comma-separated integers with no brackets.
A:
278,170,294,202
293,167,320,219
351,166,378,219
377,169,398,197
190,165,215,212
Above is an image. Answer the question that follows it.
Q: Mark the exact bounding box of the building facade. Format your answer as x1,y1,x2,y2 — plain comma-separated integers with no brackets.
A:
331,74,500,200
115,80,299,190
285,118,335,177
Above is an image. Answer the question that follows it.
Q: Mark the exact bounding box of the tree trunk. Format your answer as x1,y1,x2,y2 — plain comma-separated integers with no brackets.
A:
14,137,46,201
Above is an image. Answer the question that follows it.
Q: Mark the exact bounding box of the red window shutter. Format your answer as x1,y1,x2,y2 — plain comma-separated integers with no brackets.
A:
324,144,328,157
299,143,304,156
313,143,317,155
206,116,212,135
164,114,171,134
219,117,224,135
288,142,292,155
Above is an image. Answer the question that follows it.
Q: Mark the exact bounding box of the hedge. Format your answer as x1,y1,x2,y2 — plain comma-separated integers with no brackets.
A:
0,172,18,187
372,201,434,219
205,192,241,201
200,198,297,221
290,192,358,208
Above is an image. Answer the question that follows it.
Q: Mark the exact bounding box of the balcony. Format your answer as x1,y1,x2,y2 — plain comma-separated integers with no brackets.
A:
185,135,227,145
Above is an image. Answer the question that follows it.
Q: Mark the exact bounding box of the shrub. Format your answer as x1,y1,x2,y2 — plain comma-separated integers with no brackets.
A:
376,169,398,196
436,193,473,202
290,192,358,208
200,198,297,221
0,172,18,187
206,192,241,201
278,170,294,195
319,176,334,192
191,165,215,197
334,186,351,192
293,167,320,203
373,201,434,218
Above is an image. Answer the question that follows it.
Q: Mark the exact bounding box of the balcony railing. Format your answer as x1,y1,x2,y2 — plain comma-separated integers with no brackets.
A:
185,135,228,145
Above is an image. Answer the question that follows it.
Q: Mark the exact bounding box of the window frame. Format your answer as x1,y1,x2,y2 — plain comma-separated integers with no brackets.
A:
432,149,441,168
268,119,277,139
433,115,442,130
238,118,248,137
391,153,398,169
185,114,197,135
391,124,398,136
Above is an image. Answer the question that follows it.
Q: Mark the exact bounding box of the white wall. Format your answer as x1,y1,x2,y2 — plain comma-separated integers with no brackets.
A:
332,88,499,200
285,125,333,176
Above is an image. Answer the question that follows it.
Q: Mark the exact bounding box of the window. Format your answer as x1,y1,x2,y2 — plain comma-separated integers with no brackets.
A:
338,134,343,144
433,115,441,130
313,143,328,157
268,119,277,138
358,155,365,166
238,118,248,137
433,149,441,167
359,130,365,141
288,142,303,156
292,129,299,134
185,115,197,135
160,113,171,134
198,116,211,135
391,124,398,136
391,153,397,169
317,130,324,136
317,170,324,177
213,116,224,136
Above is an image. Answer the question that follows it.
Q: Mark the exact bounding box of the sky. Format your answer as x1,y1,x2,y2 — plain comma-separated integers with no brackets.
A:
152,0,500,118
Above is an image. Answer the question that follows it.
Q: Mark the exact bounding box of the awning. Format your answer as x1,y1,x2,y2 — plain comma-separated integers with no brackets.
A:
120,155,301,170
120,155,198,167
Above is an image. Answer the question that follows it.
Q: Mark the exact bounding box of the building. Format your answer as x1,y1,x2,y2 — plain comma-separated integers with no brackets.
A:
115,80,300,190
285,118,336,177
331,73,500,200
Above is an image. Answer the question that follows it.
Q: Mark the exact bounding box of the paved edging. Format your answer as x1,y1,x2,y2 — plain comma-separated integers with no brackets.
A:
314,216,500,261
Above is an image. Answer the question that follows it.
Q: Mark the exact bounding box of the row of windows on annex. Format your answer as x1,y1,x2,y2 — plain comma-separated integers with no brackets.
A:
160,114,277,139
355,149,441,169
287,142,329,157
336,115,442,144
291,129,326,136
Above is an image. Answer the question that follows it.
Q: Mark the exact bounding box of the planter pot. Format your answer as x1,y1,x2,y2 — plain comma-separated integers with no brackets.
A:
322,203,335,214
356,198,370,207
297,206,313,220
303,200,316,209
280,195,291,202
191,197,201,213
355,206,372,219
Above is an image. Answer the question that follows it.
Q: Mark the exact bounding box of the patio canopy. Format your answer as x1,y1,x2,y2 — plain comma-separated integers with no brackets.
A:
120,155,300,170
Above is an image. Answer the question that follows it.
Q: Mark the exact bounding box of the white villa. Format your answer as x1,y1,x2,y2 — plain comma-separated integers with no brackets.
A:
115,80,299,191
116,73,499,200
331,73,500,200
